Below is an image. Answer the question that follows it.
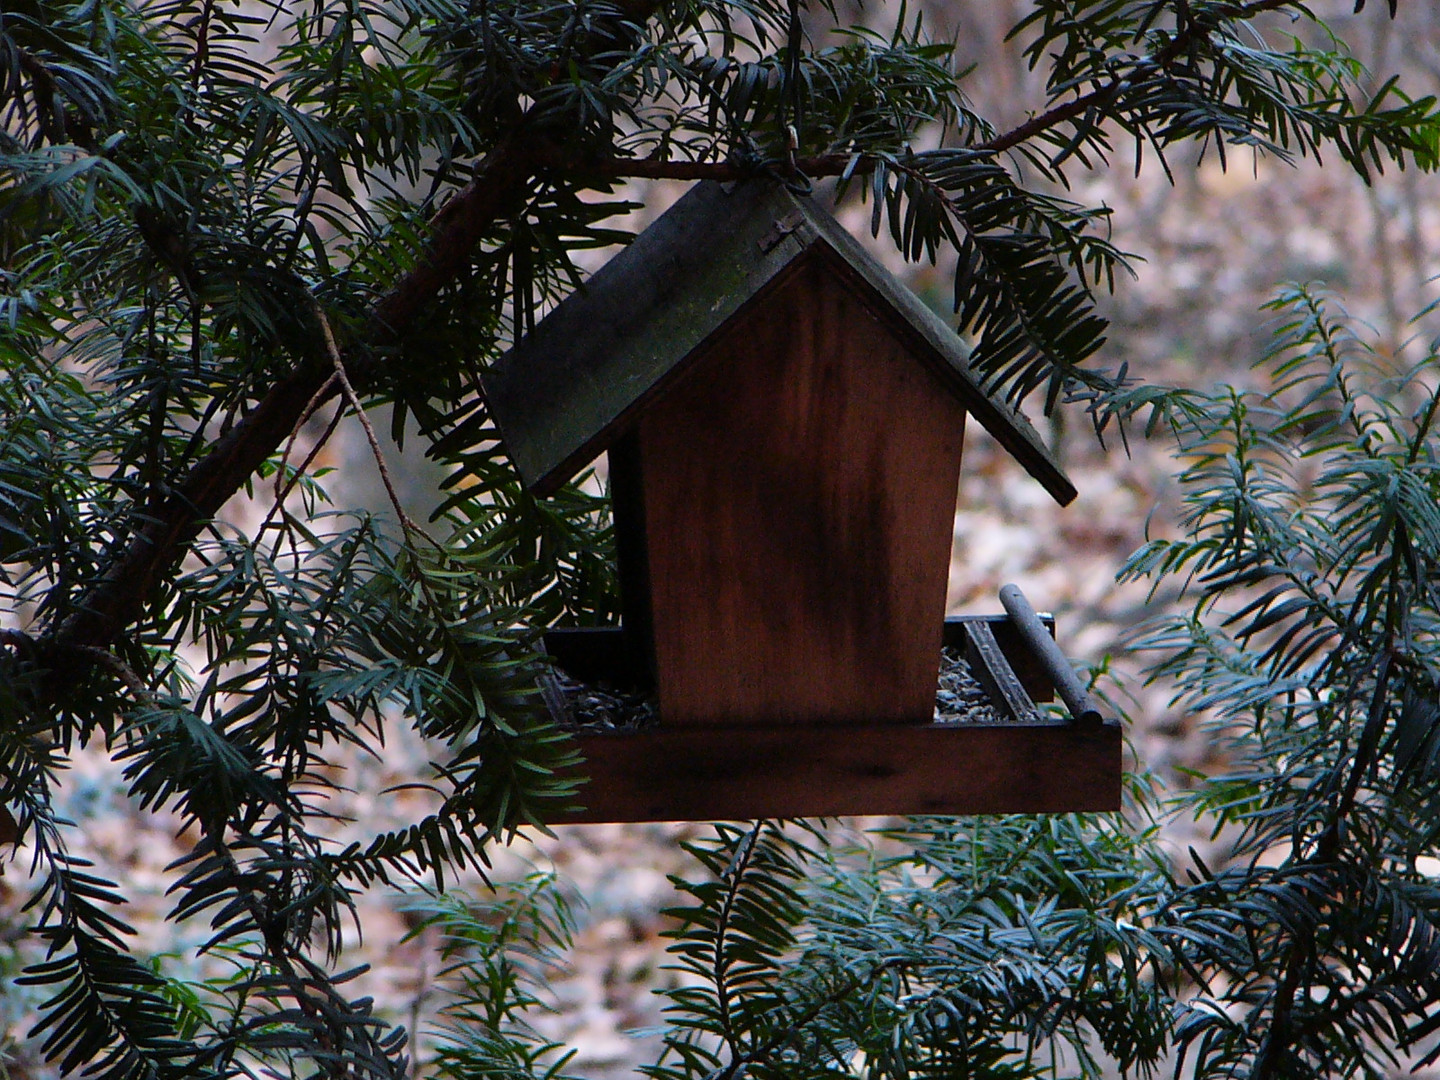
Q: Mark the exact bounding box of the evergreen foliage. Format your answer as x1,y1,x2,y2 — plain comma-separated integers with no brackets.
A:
1120,286,1440,1078
1,1,1439,1077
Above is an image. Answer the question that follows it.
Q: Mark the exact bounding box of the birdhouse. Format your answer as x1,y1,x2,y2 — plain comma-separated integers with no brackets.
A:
483,180,1121,822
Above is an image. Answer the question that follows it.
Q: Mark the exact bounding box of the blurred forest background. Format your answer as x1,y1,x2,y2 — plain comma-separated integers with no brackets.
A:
3,1,1440,1076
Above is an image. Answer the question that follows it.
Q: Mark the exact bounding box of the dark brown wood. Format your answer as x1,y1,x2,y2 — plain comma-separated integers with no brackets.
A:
555,719,1122,822
540,616,1120,823
631,259,967,726
964,622,1040,723
481,182,1101,822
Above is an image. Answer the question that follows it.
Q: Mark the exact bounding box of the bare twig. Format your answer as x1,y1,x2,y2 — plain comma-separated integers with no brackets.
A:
261,397,346,538
312,298,439,548
258,369,346,539
274,371,341,505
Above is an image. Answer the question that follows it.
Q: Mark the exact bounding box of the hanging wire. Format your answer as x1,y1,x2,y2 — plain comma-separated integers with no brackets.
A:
777,0,812,194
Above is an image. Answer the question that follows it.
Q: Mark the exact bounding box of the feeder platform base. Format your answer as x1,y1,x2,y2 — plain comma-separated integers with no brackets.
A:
542,616,1121,823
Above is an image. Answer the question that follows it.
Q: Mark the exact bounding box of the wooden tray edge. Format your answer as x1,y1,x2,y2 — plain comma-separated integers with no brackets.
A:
553,719,1122,823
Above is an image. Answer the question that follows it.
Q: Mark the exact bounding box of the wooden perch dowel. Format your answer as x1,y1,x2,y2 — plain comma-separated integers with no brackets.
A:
998,584,1103,729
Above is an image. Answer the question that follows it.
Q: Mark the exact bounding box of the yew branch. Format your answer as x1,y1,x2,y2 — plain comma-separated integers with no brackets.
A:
46,0,1304,654
976,0,1301,155
52,136,539,650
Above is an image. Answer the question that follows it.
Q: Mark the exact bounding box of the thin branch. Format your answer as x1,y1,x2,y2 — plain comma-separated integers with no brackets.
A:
584,0,1304,178
713,823,764,1079
260,398,346,538
706,954,913,1080
67,645,154,703
207,833,379,1068
975,0,1302,156
579,153,855,182
272,371,340,505
1255,646,1394,1080
313,298,438,548
2,631,154,704
366,133,536,345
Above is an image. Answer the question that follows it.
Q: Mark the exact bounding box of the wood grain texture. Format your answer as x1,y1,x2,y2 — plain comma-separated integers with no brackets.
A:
632,256,967,726
557,719,1122,822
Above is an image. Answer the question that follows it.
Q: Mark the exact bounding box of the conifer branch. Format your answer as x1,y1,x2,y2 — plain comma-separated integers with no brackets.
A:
51,137,540,651
40,0,1344,658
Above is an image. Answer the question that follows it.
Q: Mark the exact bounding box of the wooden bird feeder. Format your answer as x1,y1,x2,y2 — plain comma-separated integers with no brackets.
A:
483,180,1121,822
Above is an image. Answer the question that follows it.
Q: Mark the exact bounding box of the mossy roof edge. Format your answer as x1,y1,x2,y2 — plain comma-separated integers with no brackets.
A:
482,180,1075,505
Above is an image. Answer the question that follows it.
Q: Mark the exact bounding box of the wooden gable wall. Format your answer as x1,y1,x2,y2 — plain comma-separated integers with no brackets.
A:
612,254,969,727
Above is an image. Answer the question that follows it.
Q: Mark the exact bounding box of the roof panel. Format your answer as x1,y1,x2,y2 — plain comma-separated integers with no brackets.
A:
482,180,1075,505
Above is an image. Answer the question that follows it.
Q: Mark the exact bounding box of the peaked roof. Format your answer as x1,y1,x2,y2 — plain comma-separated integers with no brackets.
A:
483,180,1076,505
